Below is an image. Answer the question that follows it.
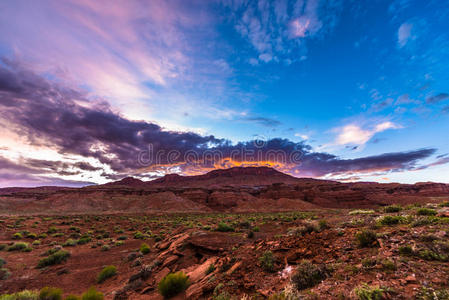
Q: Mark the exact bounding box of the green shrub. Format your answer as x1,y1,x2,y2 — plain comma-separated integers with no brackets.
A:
7,242,29,252
32,240,41,246
47,227,58,234
12,233,23,240
355,230,378,248
0,257,5,267
416,287,449,299
349,210,375,215
399,245,413,256
216,222,234,232
384,205,402,213
65,295,80,300
39,287,63,300
417,249,448,262
376,215,406,226
318,219,329,231
77,237,91,245
100,245,110,252
63,239,77,247
354,284,385,300
27,233,37,239
205,263,215,275
140,243,150,255
38,233,48,239
37,250,70,268
259,251,275,272
81,287,103,300
158,271,189,298
291,261,327,290
438,201,449,207
0,267,11,280
416,208,437,216
97,265,117,283
381,259,396,271
133,231,145,239
117,236,127,240
0,290,38,299
252,226,260,232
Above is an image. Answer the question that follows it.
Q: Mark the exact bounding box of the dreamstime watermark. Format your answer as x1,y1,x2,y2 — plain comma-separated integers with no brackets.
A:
137,136,304,168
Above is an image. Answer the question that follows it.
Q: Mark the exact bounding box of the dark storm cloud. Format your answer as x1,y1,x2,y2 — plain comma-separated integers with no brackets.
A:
0,60,441,182
0,156,92,187
297,148,436,177
426,93,449,104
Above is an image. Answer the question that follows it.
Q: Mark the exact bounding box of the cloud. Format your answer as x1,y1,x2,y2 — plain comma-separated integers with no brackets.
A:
398,23,413,47
395,94,420,105
426,93,449,104
240,116,281,127
0,61,439,185
442,106,449,114
299,148,436,177
334,122,400,146
223,0,343,64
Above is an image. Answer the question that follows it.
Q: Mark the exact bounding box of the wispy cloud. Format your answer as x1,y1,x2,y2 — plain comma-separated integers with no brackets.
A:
334,121,400,147
426,93,449,104
222,0,343,64
398,22,413,47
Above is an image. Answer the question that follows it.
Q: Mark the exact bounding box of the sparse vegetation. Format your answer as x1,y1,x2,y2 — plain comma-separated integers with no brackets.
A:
158,271,189,298
37,250,70,268
205,263,215,275
291,261,327,290
216,222,234,232
97,265,117,283
384,205,402,213
140,243,150,254
376,215,407,226
416,208,437,216
354,284,386,300
81,287,103,300
259,251,275,272
39,287,63,300
355,230,378,248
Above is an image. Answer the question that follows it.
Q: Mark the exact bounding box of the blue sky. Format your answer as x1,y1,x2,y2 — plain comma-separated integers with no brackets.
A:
0,0,448,186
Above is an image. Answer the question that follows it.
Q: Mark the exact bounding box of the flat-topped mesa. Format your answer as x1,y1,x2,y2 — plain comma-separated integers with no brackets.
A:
106,177,145,187
145,166,301,188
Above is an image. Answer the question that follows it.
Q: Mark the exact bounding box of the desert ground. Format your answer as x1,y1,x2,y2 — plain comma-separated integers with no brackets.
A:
1,203,449,299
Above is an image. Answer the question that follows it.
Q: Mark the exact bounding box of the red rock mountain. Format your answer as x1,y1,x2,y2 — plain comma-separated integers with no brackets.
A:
1,167,448,214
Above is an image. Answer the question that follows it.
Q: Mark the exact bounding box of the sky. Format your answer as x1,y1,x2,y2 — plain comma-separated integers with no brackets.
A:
0,0,448,187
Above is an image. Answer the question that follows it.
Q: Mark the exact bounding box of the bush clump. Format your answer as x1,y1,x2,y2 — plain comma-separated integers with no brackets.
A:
81,287,103,300
384,205,402,213
97,265,117,283
376,215,406,226
399,245,413,256
140,243,150,255
259,251,275,272
0,290,38,299
291,261,327,290
416,208,437,216
39,286,63,300
355,230,378,248
354,284,385,300
37,250,70,268
158,271,189,298
7,242,29,252
216,222,234,232
12,233,23,240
